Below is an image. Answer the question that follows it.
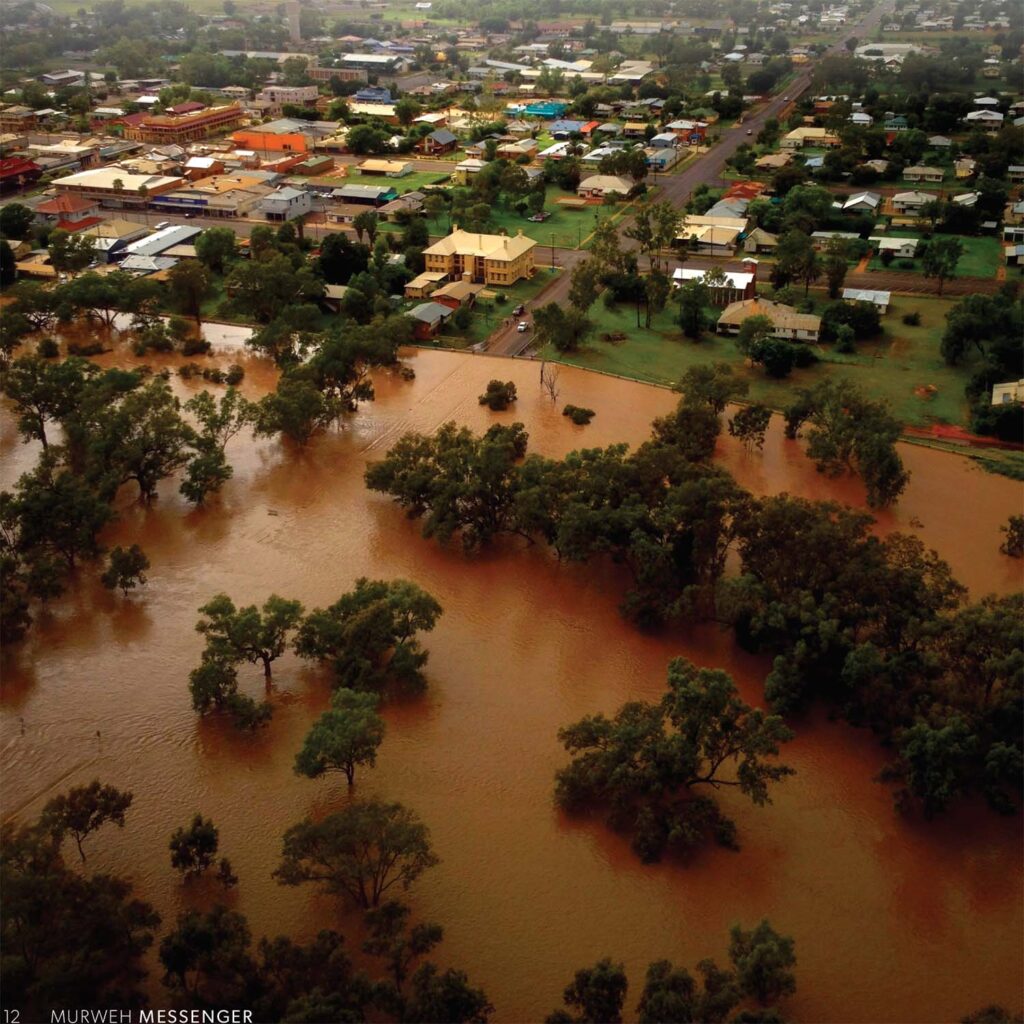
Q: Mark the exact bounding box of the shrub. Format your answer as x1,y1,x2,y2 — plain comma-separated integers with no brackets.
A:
562,404,595,425
182,336,212,356
36,337,59,358
898,259,916,270
478,379,517,410
66,340,107,356
902,311,921,326
224,364,245,385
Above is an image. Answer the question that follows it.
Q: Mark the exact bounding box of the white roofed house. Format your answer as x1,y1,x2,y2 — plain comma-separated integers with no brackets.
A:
963,109,1004,130
869,235,919,258
842,287,891,313
577,175,633,199
672,261,758,305
903,165,944,183
890,191,935,215
842,191,881,214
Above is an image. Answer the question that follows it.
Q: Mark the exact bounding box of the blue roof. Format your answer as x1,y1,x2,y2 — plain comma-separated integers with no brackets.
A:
524,101,569,117
550,119,586,133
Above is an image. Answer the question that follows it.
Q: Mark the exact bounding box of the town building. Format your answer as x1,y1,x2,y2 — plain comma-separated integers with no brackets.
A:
422,227,536,286
52,167,185,208
260,186,313,222
122,103,246,145
672,262,758,304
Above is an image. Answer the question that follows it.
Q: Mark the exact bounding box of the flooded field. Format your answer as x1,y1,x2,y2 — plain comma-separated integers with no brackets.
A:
1,342,1021,1022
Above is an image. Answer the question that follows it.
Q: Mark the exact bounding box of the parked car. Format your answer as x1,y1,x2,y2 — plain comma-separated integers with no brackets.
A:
154,221,170,230
517,321,529,333
512,304,525,316
527,212,550,222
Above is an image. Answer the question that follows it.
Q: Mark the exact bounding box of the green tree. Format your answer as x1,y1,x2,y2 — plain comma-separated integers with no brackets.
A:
274,799,439,909
677,363,748,414
100,544,150,596
728,920,797,1006
195,226,237,273
196,593,304,684
921,236,963,295
546,959,628,1024
555,658,794,862
1000,515,1024,558
1,819,159,1017
0,202,36,238
676,278,709,339
39,781,133,862
823,238,849,298
636,958,741,1024
252,373,341,446
533,302,591,353
159,905,255,1005
169,814,220,878
1,355,92,450
294,578,442,692
294,688,386,786
365,421,529,549
48,229,96,274
734,314,774,358
729,404,772,451
353,210,380,245
167,259,211,325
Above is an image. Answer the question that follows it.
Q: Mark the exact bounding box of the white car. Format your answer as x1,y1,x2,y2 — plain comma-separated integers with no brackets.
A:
516,321,528,333
154,221,171,230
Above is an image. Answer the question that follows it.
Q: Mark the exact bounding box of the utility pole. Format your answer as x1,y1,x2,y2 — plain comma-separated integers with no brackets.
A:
550,232,555,268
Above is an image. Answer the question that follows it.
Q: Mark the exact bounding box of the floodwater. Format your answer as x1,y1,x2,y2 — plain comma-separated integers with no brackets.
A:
1,340,1022,1022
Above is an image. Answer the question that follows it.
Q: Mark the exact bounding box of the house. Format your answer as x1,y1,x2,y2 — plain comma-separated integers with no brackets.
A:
904,165,944,183
405,270,448,298
648,132,679,149
991,380,1024,405
576,175,632,199
849,111,873,127
842,191,881,213
122,225,203,259
453,158,487,184
496,138,537,159
743,227,778,254
120,254,178,276
417,128,458,155
430,279,484,309
672,262,758,305
963,109,1004,129
882,115,909,133
0,105,38,132
422,227,536,286
677,214,748,255
260,186,313,222
359,158,412,177
325,202,368,225
377,191,424,221
863,159,889,174
83,218,150,261
756,152,793,171
34,194,103,231
928,135,953,149
869,235,919,258
955,158,978,179
407,301,453,339
1008,166,1024,184
842,288,891,313
952,191,979,208
665,120,708,145
644,147,680,171
780,126,840,150
333,183,399,206
717,298,821,342
890,190,935,214
622,121,651,138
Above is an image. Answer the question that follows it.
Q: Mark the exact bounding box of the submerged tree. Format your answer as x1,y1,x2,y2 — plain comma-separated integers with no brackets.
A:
555,659,794,862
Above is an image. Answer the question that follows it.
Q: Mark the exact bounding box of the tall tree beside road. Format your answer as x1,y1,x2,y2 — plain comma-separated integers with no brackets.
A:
921,236,964,295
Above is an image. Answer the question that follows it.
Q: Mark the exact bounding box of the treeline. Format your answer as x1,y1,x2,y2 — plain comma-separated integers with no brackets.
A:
2,781,490,1023
0,317,410,643
364,367,1022,821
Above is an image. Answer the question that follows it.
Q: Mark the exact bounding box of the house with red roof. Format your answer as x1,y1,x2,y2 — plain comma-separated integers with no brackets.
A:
35,194,104,231
0,156,41,194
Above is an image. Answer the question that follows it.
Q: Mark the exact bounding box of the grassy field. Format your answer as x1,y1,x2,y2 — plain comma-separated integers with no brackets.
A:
867,234,1001,278
337,169,454,194
538,292,975,427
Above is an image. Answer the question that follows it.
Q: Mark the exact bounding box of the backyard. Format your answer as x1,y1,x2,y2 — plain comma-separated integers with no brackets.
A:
538,291,976,427
866,233,1002,278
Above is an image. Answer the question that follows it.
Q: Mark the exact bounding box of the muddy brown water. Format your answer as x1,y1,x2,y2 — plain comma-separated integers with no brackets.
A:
2,340,1022,1022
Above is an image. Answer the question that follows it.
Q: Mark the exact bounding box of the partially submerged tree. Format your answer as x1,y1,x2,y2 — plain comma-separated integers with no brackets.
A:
39,781,133,863
554,658,794,862
294,578,442,693
294,688,386,786
274,799,439,909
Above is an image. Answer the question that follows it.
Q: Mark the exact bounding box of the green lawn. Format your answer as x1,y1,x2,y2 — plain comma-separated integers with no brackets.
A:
867,234,1001,279
538,292,975,427
341,169,454,194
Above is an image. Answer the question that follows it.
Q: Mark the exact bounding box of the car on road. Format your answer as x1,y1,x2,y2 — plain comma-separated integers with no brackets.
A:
746,129,753,135
517,321,529,333
154,221,170,230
